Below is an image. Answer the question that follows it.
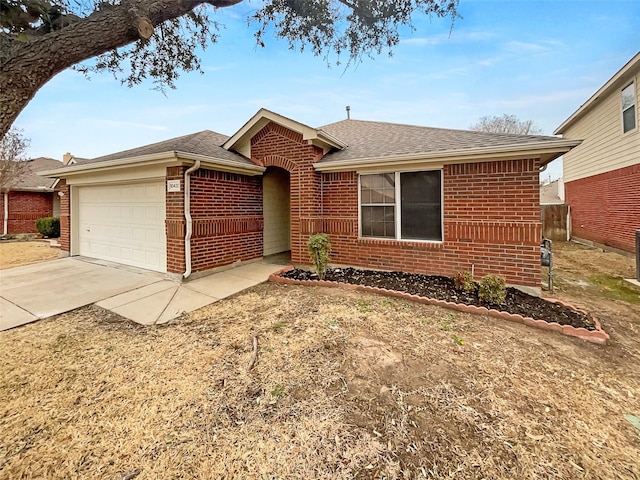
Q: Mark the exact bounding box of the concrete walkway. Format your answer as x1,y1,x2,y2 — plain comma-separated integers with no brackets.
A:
0,257,286,331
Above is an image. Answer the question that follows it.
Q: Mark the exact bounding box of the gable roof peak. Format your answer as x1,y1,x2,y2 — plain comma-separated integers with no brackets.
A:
223,108,347,157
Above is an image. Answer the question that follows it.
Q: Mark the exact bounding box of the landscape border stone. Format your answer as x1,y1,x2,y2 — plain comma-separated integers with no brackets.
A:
268,266,610,345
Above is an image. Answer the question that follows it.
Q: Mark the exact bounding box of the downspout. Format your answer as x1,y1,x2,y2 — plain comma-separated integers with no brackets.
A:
3,192,8,235
183,160,201,279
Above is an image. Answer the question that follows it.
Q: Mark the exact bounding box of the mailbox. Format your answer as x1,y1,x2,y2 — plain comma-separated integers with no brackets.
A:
540,238,552,267
540,245,552,267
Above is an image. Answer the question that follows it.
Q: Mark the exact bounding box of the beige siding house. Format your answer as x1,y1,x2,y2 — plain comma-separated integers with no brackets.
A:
555,52,640,253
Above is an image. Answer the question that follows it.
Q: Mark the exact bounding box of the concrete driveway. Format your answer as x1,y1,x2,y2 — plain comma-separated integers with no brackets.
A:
0,257,286,331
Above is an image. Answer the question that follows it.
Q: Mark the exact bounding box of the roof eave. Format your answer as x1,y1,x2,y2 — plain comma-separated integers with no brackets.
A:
313,140,582,172
3,186,55,192
38,151,180,177
176,151,265,176
38,150,265,178
554,51,640,134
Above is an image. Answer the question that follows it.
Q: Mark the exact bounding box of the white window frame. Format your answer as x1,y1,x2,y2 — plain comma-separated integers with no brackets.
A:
358,169,444,242
622,81,636,134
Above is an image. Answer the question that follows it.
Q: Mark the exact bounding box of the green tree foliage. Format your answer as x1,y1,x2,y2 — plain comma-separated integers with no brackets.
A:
0,0,459,137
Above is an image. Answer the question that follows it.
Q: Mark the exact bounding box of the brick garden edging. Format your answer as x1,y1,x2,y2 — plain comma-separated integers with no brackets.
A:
269,266,610,345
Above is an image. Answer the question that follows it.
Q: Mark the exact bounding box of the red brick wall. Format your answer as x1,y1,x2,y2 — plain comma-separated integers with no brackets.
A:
250,122,325,264
166,166,186,273
313,159,542,288
565,163,640,253
165,167,263,275
0,191,53,234
248,122,541,287
58,181,70,251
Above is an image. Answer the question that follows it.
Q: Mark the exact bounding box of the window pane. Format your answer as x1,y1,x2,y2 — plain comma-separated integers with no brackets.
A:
383,173,395,189
370,174,383,188
360,187,371,204
360,175,373,189
400,171,442,241
622,83,635,110
623,105,636,133
361,206,395,238
370,188,384,203
361,174,395,205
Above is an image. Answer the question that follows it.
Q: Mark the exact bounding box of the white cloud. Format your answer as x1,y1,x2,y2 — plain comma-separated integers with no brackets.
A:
504,41,551,53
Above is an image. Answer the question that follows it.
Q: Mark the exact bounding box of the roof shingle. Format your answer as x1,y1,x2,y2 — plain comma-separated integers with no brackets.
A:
8,157,61,190
79,130,254,166
318,119,564,162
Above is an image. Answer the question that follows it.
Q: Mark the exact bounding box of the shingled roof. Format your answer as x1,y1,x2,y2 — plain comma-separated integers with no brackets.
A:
7,157,61,190
80,130,253,166
319,119,570,163
41,111,580,179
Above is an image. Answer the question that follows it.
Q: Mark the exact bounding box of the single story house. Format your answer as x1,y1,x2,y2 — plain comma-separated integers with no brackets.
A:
554,51,640,253
1,157,62,235
41,109,580,291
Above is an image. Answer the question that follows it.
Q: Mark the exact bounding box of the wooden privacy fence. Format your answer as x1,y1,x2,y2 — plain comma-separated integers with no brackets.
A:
541,204,569,241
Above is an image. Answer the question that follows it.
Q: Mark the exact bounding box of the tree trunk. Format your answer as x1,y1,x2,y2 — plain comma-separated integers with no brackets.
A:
0,0,242,139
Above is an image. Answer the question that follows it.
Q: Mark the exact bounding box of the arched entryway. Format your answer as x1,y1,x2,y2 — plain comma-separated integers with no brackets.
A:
262,167,291,257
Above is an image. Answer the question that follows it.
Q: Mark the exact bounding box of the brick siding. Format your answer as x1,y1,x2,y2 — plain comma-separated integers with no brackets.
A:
565,163,640,253
58,181,70,251
251,122,325,264
55,121,545,288
165,167,263,274
0,191,53,234
252,122,542,288
316,160,542,287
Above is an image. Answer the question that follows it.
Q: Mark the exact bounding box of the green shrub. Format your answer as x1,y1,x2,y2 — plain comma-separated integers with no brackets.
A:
36,217,60,238
453,271,475,292
307,233,331,280
478,274,507,305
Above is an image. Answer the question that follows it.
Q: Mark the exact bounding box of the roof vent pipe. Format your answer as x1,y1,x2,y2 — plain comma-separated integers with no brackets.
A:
346,106,351,119
183,159,201,279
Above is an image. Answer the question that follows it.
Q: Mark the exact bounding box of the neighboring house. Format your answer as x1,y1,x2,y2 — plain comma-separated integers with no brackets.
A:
540,179,569,241
1,157,62,235
540,179,564,205
41,109,580,290
554,52,640,253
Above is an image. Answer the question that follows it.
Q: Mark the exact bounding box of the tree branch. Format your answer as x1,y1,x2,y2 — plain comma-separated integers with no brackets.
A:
0,0,245,138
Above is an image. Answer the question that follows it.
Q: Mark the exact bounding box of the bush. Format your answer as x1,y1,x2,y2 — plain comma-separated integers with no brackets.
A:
453,271,475,292
307,233,331,280
478,274,507,305
36,217,60,238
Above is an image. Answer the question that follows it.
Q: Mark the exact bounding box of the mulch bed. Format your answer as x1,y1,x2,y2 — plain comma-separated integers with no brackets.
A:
280,267,596,331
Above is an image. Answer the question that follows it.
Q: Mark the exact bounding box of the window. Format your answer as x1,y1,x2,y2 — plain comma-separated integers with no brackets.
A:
622,82,636,133
360,171,442,241
360,173,395,238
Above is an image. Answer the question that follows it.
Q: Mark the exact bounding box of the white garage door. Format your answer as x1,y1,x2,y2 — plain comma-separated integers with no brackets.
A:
78,182,167,272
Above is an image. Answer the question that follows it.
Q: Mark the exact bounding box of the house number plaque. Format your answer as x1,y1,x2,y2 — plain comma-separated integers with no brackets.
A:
167,180,181,192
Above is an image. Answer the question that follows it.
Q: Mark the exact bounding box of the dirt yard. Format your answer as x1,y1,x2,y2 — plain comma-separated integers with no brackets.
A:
1,242,639,479
0,241,60,269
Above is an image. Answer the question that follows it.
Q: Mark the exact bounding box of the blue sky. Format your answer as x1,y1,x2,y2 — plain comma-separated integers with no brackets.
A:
13,0,640,180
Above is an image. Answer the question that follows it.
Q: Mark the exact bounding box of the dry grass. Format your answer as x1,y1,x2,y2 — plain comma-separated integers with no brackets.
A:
0,241,60,269
1,242,639,479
